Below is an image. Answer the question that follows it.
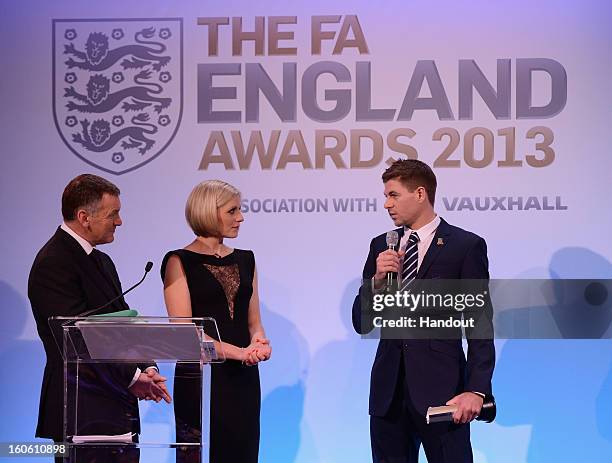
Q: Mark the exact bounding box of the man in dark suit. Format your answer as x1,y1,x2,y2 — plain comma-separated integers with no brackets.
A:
352,160,495,462
28,174,170,460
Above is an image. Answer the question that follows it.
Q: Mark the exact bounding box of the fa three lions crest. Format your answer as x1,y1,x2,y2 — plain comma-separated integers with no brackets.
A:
64,27,170,71
65,70,171,113
54,19,183,174
72,114,158,154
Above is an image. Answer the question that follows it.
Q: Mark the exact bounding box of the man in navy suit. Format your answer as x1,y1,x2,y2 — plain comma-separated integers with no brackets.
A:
352,160,495,462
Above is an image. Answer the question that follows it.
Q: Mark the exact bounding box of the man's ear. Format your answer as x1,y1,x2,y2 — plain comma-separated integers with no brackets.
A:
416,186,427,203
75,209,90,227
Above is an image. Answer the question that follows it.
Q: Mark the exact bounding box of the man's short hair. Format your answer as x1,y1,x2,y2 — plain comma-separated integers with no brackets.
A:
61,174,120,221
185,180,241,237
382,159,437,206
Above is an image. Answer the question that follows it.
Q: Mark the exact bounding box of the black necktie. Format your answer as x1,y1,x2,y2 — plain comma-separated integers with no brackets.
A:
90,249,121,295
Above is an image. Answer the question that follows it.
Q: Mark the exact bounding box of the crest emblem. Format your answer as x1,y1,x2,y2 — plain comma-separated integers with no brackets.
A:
53,18,183,174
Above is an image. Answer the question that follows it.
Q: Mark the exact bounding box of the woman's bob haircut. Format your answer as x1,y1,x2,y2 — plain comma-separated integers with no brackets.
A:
185,180,241,237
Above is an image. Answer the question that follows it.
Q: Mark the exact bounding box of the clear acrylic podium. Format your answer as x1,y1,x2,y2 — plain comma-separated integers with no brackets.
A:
49,316,224,462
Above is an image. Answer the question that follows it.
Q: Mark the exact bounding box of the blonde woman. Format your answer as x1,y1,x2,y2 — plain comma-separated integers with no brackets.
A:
162,180,270,463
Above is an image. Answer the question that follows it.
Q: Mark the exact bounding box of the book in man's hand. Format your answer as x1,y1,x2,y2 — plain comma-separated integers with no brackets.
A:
426,405,457,424
426,395,496,424
71,432,135,444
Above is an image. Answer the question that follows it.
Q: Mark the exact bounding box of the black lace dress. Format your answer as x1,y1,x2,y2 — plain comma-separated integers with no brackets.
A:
161,249,260,462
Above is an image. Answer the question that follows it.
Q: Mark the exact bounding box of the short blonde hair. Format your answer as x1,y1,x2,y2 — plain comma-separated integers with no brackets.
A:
185,180,241,236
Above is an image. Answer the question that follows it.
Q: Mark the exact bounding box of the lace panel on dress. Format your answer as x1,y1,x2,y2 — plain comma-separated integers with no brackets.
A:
203,263,240,319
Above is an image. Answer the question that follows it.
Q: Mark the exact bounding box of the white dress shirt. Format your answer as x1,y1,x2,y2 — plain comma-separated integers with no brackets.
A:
61,222,94,254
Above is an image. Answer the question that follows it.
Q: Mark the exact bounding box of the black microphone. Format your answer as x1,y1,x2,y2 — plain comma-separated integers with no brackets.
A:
385,230,399,287
80,261,154,317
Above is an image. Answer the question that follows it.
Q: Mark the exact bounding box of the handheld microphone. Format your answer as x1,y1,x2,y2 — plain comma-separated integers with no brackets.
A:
385,231,399,287
80,261,154,317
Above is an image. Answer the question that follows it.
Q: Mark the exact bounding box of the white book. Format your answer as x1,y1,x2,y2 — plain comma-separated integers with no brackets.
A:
426,405,457,424
71,432,135,443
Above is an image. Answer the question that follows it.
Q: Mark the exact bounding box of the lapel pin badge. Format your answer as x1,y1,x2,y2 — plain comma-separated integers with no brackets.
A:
437,238,444,246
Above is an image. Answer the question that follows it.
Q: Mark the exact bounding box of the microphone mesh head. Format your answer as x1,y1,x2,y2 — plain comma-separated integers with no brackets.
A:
386,230,399,247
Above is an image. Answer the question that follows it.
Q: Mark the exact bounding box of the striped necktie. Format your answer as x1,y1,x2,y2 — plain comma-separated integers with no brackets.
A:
400,231,420,291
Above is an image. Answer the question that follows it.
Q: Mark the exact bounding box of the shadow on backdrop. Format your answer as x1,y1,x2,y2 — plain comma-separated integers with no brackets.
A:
492,248,612,462
0,281,46,447
303,278,378,463
259,303,310,463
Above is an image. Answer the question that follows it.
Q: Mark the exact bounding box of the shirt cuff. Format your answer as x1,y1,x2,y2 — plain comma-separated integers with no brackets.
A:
471,391,486,399
128,368,141,388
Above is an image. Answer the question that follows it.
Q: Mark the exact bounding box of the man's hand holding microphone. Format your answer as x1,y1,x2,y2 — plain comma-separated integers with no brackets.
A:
374,231,404,289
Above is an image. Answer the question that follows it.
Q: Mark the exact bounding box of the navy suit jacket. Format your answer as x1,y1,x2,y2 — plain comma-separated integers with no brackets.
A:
352,218,495,417
28,228,142,440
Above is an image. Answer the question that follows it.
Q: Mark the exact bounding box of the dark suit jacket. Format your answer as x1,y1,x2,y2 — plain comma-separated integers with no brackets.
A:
28,227,142,440
352,218,495,417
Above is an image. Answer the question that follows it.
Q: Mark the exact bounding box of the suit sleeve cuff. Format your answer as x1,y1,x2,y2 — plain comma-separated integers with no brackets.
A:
128,366,157,388
371,277,386,293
